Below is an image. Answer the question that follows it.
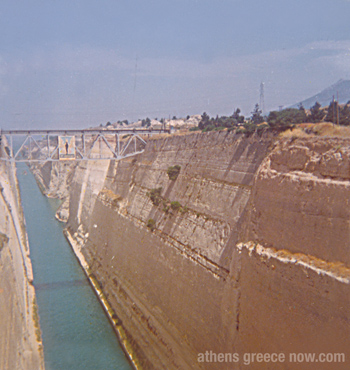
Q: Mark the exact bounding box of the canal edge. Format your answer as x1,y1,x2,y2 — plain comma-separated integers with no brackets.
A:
63,228,142,370
11,163,45,369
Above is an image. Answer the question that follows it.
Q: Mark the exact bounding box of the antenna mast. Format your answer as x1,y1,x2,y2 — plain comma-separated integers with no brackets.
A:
131,56,138,122
260,82,265,115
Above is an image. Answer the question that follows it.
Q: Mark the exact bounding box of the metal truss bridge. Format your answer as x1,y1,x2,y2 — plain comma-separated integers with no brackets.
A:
0,128,169,163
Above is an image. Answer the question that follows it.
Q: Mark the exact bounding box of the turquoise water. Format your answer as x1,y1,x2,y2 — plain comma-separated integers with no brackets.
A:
16,163,133,370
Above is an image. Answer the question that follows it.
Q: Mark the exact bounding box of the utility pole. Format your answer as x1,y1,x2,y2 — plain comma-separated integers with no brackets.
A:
337,91,340,126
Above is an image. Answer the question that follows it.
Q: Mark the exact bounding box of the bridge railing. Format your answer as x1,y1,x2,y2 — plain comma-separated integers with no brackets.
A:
0,128,170,162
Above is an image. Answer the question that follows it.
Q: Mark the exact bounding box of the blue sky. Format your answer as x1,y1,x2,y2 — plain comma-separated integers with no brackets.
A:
1,0,350,129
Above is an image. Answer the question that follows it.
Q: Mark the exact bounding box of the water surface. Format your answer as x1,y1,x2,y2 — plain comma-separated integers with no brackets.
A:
17,163,132,370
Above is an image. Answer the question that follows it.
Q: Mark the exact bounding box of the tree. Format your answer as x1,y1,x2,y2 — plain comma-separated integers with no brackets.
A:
217,116,236,128
141,117,151,127
326,101,350,125
326,100,350,126
267,108,306,131
297,103,307,122
251,104,264,125
198,112,210,130
243,122,257,136
309,102,325,123
325,100,338,124
232,108,244,123
339,103,350,125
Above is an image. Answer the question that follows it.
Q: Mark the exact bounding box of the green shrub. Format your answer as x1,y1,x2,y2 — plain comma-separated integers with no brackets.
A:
0,232,8,251
213,126,226,131
267,108,304,132
148,188,162,206
202,125,215,132
243,122,257,136
179,205,188,214
170,201,181,211
256,123,268,136
167,165,181,181
32,298,42,342
147,219,156,231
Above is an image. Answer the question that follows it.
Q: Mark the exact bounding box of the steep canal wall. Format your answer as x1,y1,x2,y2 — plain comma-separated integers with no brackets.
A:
33,131,350,369
0,159,44,370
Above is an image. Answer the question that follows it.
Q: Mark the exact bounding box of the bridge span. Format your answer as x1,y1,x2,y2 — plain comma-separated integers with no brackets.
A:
0,128,170,162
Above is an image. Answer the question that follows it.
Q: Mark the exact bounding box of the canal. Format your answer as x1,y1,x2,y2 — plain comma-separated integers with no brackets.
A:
16,163,133,370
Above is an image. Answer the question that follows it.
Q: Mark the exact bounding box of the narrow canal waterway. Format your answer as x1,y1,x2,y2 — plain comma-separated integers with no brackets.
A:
16,163,133,370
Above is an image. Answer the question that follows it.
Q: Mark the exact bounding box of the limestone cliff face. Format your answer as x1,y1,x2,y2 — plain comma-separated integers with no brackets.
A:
0,160,44,370
36,131,350,370
237,137,350,368
243,137,350,264
30,161,76,222
65,131,274,369
30,161,74,199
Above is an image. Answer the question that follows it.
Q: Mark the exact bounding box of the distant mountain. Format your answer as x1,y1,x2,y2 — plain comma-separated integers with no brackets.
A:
292,79,350,109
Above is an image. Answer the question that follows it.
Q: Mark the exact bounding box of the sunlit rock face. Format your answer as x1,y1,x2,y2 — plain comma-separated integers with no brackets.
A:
0,159,44,370
35,132,350,370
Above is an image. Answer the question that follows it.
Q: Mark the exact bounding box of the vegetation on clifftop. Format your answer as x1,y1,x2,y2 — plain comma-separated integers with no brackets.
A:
193,99,350,136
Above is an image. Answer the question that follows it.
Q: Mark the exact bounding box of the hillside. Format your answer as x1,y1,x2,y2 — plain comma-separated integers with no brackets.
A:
292,79,350,109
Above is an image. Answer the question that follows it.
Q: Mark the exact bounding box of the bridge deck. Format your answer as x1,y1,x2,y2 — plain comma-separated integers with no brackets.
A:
1,128,170,135
0,128,170,162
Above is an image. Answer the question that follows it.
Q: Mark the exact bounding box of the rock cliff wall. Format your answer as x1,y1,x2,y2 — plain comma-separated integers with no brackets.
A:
35,131,350,370
0,159,44,370
236,137,350,369
64,132,273,369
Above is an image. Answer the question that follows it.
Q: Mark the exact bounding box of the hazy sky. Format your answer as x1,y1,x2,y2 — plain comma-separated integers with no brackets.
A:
1,0,350,129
